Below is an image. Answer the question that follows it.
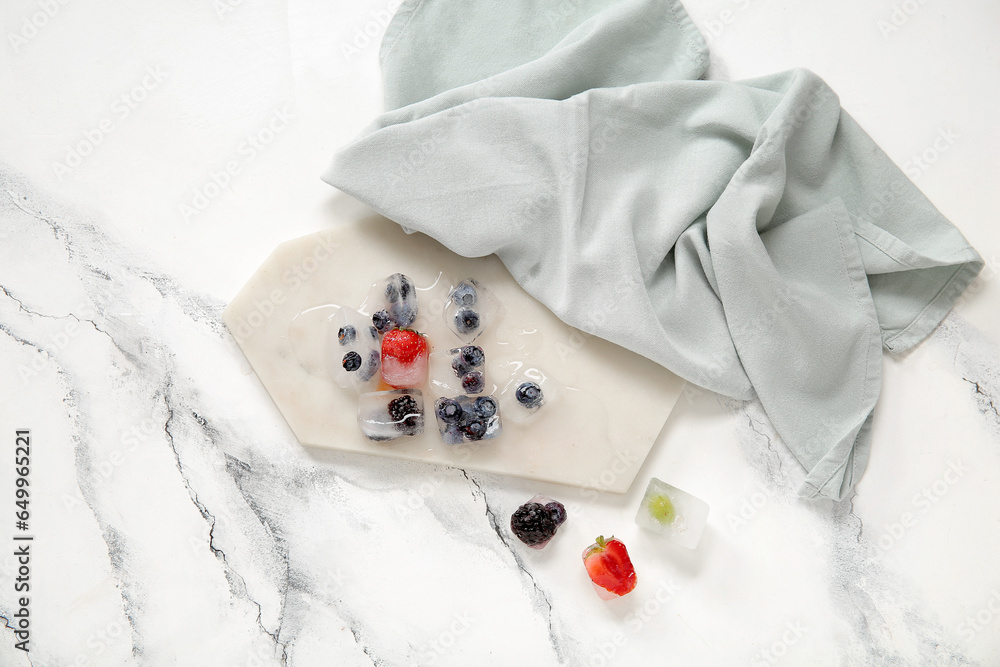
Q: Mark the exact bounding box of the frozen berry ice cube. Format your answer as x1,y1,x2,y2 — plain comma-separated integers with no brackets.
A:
358,389,424,441
381,328,429,388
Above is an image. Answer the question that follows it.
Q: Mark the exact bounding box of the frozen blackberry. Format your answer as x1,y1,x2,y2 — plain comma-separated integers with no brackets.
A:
515,382,543,409
451,281,477,307
473,396,497,418
545,501,567,525
510,502,560,547
372,310,393,334
342,351,362,372
462,371,485,394
388,394,421,431
454,308,480,335
338,325,356,346
435,397,464,424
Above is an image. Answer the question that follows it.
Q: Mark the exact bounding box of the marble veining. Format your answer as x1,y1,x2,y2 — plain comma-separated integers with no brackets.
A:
1,0,998,664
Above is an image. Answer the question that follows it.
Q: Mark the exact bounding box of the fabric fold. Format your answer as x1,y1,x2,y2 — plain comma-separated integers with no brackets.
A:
323,0,983,500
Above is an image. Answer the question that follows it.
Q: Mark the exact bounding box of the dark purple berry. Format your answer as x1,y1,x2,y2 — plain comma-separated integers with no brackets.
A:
454,308,480,335
358,349,380,382
510,502,559,546
473,396,497,418
342,351,362,372
451,281,477,307
515,382,543,409
545,501,567,525
461,345,484,367
388,394,421,431
462,371,484,394
338,325,356,346
435,397,464,424
462,419,487,440
372,310,392,333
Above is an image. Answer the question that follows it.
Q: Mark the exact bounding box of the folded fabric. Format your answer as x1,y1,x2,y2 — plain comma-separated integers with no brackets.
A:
322,0,983,500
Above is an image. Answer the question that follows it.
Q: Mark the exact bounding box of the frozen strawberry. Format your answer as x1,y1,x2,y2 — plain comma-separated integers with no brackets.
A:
381,328,429,388
582,535,637,599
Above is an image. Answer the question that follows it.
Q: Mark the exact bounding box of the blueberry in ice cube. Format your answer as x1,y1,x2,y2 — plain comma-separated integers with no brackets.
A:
358,348,381,382
515,382,543,409
545,502,567,525
473,396,497,418
461,345,484,367
342,351,362,372
450,281,478,307
463,419,487,440
462,371,485,394
338,325,356,346
454,308,480,335
372,310,393,334
435,397,464,424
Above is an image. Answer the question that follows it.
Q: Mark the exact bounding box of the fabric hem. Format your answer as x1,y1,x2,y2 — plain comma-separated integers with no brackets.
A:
882,255,984,353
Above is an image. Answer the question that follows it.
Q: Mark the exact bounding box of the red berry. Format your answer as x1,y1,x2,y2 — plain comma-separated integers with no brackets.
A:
582,535,637,598
381,328,427,364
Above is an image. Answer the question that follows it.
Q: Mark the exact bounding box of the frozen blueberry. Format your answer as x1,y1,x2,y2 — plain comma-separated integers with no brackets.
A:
338,325,356,346
450,281,478,307
454,308,480,335
461,345,485,367
435,397,464,424
358,349,381,382
342,351,362,372
515,382,543,409
462,371,485,394
372,310,393,334
473,396,497,418
389,303,416,328
545,501,567,525
463,419,487,440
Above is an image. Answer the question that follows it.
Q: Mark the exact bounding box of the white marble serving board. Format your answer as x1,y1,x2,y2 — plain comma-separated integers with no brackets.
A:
223,217,686,492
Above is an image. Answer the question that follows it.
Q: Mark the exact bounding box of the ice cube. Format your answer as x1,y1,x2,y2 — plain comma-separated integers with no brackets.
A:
635,477,709,549
329,307,381,391
510,495,567,549
380,329,429,388
432,394,501,444
369,273,418,328
498,365,557,422
444,278,501,343
358,389,425,442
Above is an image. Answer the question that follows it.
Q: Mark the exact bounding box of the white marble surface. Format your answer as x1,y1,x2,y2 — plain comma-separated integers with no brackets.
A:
0,1,998,665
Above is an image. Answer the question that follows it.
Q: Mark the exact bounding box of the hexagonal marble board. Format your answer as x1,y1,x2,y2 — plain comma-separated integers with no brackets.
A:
223,217,685,493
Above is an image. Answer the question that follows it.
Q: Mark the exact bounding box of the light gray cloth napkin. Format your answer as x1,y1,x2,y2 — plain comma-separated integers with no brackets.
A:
323,0,983,500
